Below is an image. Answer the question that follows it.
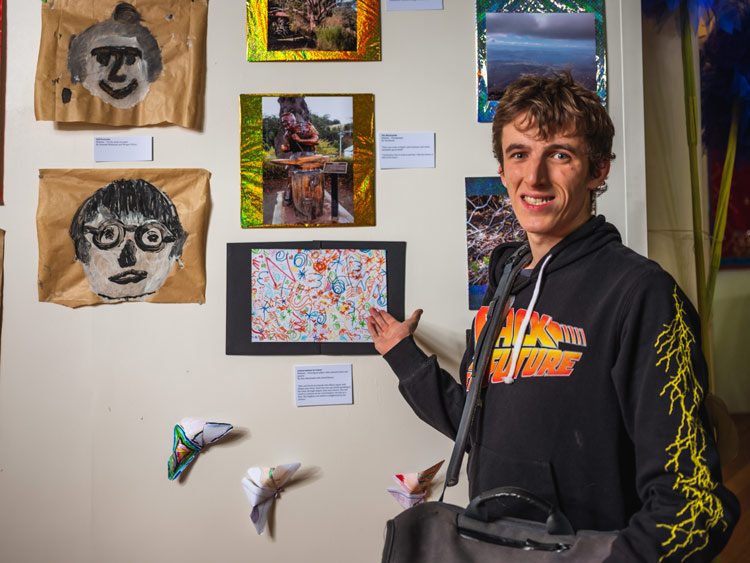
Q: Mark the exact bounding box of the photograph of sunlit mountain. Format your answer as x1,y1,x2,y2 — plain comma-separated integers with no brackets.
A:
486,12,596,101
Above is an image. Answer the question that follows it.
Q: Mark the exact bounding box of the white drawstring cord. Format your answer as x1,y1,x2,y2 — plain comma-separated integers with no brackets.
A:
502,254,552,384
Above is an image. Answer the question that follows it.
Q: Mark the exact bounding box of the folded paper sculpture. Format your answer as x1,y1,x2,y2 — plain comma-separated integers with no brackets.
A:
168,417,233,480
386,460,444,510
242,462,302,535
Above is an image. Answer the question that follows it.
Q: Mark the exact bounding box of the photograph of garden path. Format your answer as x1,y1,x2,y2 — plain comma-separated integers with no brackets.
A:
268,0,357,52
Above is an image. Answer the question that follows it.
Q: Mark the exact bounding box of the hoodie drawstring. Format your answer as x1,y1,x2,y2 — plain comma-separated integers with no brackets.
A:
502,254,552,384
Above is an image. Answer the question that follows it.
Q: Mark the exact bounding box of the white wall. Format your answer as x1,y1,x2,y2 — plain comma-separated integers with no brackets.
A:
0,1,645,561
641,14,705,308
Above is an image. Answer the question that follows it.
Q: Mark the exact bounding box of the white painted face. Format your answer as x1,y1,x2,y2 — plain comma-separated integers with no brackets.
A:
81,211,177,302
81,35,151,109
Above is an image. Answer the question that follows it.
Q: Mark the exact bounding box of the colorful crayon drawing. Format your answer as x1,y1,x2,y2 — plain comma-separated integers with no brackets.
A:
251,248,387,342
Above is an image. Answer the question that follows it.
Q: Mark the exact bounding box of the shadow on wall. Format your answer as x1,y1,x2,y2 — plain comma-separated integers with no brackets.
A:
415,320,468,377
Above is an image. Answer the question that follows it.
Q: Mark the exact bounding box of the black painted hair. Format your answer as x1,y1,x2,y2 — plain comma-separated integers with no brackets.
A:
113,3,143,24
70,179,187,264
68,2,163,85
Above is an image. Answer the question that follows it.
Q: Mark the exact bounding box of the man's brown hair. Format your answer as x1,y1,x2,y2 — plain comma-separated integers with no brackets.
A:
492,73,615,178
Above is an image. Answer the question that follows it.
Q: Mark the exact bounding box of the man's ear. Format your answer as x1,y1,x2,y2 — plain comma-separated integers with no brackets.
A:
598,160,612,181
588,160,611,190
498,165,505,184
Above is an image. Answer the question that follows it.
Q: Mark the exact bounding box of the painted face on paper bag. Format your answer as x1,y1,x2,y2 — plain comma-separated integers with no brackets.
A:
70,179,187,303
82,36,150,107
67,3,163,109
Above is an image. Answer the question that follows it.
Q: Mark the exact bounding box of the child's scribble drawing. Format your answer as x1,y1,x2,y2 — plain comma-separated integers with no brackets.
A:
251,248,387,342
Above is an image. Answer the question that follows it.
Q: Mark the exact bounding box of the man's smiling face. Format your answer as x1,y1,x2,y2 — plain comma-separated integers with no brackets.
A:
499,114,609,252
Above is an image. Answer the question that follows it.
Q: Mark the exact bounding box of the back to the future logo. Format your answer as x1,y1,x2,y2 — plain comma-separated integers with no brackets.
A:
467,307,587,386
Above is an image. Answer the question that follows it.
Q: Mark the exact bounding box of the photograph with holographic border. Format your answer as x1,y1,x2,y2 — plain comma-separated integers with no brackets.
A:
240,93,375,228
476,0,606,122
247,0,380,61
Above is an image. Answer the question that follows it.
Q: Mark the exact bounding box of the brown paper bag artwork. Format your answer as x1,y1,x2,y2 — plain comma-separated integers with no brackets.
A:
38,169,210,308
35,1,208,128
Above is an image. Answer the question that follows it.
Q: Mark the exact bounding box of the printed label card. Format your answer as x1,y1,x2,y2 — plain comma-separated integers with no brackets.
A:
294,364,353,407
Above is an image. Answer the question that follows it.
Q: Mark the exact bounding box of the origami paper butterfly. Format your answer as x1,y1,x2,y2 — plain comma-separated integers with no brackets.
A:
387,460,444,509
242,462,302,535
167,417,233,480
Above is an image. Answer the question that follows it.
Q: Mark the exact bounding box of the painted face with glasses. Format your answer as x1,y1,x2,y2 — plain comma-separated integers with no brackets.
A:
70,179,187,302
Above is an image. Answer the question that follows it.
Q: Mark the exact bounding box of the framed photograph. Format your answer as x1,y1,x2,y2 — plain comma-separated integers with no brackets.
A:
247,0,381,61
465,177,525,309
34,1,208,128
476,0,606,122
226,241,405,355
37,168,210,308
240,93,375,228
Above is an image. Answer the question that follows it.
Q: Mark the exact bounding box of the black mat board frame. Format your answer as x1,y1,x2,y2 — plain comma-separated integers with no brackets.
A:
226,241,406,355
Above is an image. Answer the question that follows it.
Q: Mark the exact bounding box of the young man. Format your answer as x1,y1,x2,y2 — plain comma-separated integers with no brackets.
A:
367,74,739,561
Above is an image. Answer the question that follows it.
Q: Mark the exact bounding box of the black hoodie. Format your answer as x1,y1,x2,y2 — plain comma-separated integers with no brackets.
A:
384,216,739,562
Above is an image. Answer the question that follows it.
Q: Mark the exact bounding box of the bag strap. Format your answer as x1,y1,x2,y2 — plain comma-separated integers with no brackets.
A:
441,244,531,498
464,486,574,535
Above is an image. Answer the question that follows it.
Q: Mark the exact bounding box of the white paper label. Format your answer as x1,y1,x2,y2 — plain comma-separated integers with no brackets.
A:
94,136,153,162
379,132,435,169
294,364,353,407
385,0,443,10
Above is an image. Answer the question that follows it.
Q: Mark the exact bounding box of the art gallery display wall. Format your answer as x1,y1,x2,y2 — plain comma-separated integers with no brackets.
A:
0,1,646,562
